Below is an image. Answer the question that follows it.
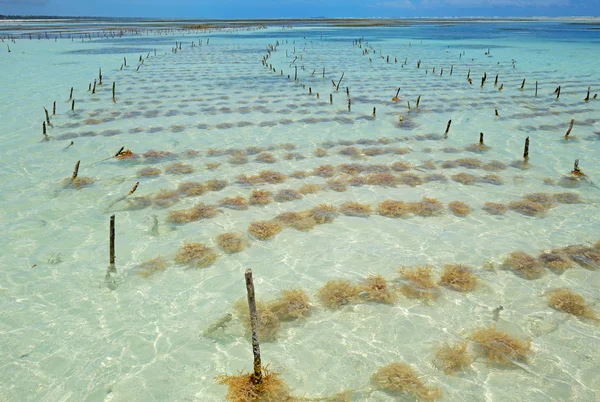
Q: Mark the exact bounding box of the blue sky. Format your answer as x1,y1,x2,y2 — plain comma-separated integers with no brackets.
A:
0,0,597,18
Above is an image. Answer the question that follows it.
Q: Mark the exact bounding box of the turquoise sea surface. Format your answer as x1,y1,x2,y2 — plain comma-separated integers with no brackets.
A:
0,20,599,401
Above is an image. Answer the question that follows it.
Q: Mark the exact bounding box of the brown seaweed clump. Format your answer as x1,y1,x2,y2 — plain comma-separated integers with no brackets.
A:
448,201,471,217
137,167,161,177
409,197,445,217
274,189,302,202
205,179,228,191
143,149,176,160
456,158,483,169
314,147,328,157
216,232,247,254
205,162,221,170
189,202,220,220
227,153,249,165
268,288,312,320
360,275,397,304
248,220,284,240
308,204,338,224
503,251,545,279
399,266,440,300
116,149,136,160
177,181,206,196
538,252,572,273
439,265,478,291
433,342,472,375
327,179,348,192
553,192,582,204
258,170,287,184
366,173,398,187
508,200,549,217
482,202,507,215
234,300,281,343
249,189,272,205
255,152,277,163
546,289,599,322
317,280,361,309
312,164,336,177
556,245,600,270
298,183,323,194
174,242,218,268
165,162,194,175
215,367,291,402
137,256,168,278
219,196,249,210
290,170,310,179
371,362,442,402
480,174,503,185
391,161,412,172
153,189,180,208
482,160,507,171
451,173,479,185
166,208,195,224
339,202,372,217
398,173,425,187
470,325,532,365
63,176,96,189
523,193,555,208
377,200,411,218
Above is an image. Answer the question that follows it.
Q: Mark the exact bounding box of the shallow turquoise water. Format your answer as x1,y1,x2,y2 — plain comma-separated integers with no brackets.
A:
0,21,599,401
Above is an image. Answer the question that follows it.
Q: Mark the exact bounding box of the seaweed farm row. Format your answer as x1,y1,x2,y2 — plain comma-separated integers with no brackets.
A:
1,21,599,401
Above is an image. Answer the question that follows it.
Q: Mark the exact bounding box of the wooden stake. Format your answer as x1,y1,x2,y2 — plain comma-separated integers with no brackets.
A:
499,83,503,91
348,98,351,112
92,79,96,94
444,120,452,137
495,109,499,117
584,87,590,102
494,74,498,86
467,68,470,80
114,146,125,157
556,86,561,99
322,67,325,78
565,118,574,138
53,101,56,116
479,132,484,144
69,87,73,101
309,87,312,95
72,160,80,180
571,159,584,176
346,87,349,97
109,215,115,266
523,137,529,160
42,121,47,137
98,68,102,85
245,268,262,385
450,65,453,75
294,66,297,81
44,107,51,126
336,72,344,91
124,57,127,67
535,81,538,96
416,95,421,108
330,94,332,104
392,87,400,102
520,78,526,90
112,82,116,103
71,99,75,111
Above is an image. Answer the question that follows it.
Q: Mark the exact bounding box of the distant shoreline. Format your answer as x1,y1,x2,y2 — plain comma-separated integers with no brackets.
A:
1,16,599,33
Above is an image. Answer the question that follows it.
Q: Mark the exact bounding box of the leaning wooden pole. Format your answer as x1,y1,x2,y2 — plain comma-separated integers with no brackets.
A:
109,215,115,267
245,268,262,385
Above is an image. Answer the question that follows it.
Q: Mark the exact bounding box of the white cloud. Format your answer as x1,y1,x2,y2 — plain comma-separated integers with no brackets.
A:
375,0,416,9
420,0,570,6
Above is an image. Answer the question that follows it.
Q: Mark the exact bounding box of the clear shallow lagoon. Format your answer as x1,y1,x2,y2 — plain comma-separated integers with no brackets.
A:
0,20,599,401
